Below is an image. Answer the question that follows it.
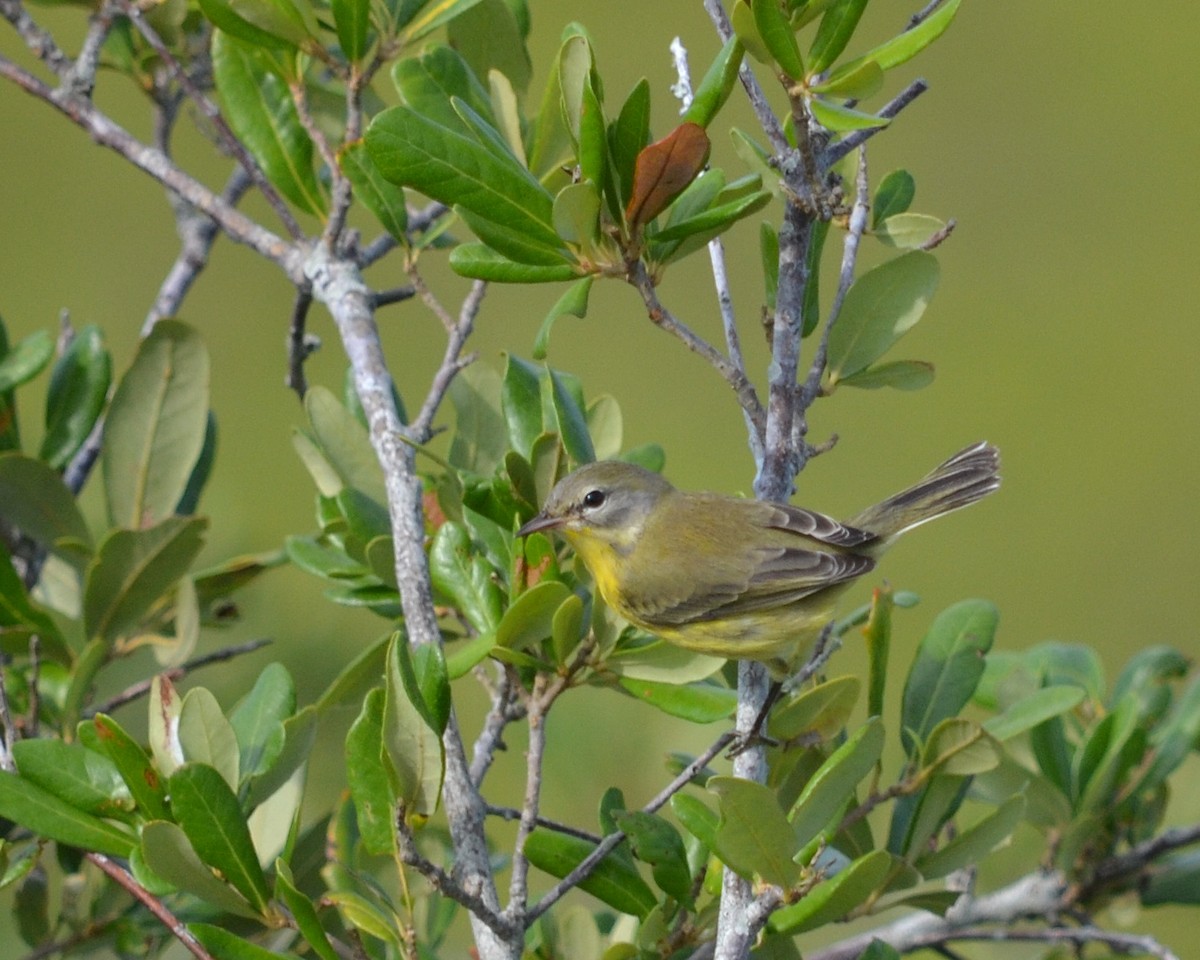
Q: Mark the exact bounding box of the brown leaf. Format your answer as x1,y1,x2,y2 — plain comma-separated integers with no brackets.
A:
624,122,712,229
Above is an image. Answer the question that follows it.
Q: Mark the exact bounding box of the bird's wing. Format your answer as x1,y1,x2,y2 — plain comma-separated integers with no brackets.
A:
761,501,878,548
623,544,875,627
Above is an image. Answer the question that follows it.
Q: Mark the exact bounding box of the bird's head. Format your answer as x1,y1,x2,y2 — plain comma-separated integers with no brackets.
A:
516,461,674,551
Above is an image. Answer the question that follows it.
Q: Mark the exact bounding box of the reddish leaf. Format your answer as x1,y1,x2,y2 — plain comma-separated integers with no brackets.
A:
624,123,711,229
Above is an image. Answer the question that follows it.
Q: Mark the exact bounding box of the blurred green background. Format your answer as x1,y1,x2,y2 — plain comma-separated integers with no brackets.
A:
2,0,1199,953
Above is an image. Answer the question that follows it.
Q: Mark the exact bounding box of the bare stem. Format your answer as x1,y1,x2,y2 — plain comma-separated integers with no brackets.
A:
526,729,736,925
629,261,764,436
286,288,316,400
824,79,929,166
0,0,70,75
87,854,216,960
0,53,297,270
410,280,487,442
118,0,304,239
87,638,273,716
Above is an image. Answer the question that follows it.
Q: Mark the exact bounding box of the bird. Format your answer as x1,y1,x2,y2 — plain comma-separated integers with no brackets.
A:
516,442,1000,677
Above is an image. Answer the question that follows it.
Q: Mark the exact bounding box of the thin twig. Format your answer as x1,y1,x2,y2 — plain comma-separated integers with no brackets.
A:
824,79,929,166
506,674,552,916
117,0,304,240
920,217,957,250
395,816,516,940
86,638,273,716
88,854,216,960
27,635,41,739
0,661,17,771
144,167,254,334
629,261,765,436
409,280,487,442
526,728,736,925
1086,822,1200,893
0,0,70,76
701,0,787,152
908,0,950,29
485,805,602,845
60,0,117,100
470,667,523,787
286,288,316,399
910,925,1180,960
796,147,870,432
0,53,297,270
371,286,416,308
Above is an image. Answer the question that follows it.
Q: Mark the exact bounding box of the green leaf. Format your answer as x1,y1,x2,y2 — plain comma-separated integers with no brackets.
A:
802,217,830,336
179,688,240,791
983,685,1085,742
811,58,883,99
731,0,771,63
846,0,962,73
410,642,451,735
149,675,184,778
141,820,259,918
447,359,506,474
398,0,486,44
551,592,586,665
429,522,503,634
0,452,91,550
610,79,651,208
83,517,207,647
0,770,135,857
382,634,444,820
552,181,601,247
607,642,724,684
231,662,295,782
501,354,544,457
103,321,209,528
769,849,890,933
545,367,594,464
1141,849,1200,906
304,385,387,504
617,678,737,723
874,213,946,250
709,775,800,887
244,705,316,808
578,73,607,189
917,794,1025,879
367,106,564,261
197,0,293,51
922,718,999,776
0,329,52,392
12,738,132,819
809,97,889,132
330,0,370,61
340,141,407,241
447,0,531,92
900,600,998,755
449,243,580,283
769,676,860,740
614,811,693,905
495,580,571,650
872,169,916,228
93,713,169,820
0,545,69,662
40,325,111,469
276,860,340,960
651,188,771,245
684,36,744,128
808,0,868,74
190,923,299,960
391,44,494,136
533,277,593,361
826,250,940,384
226,0,315,47
838,359,935,391
862,586,892,718
790,718,883,847
671,793,719,850
212,32,326,217
346,687,395,855
522,828,656,918
751,0,804,78
169,763,272,913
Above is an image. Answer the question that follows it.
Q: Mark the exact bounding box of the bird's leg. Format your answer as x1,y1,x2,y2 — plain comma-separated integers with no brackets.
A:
727,680,784,757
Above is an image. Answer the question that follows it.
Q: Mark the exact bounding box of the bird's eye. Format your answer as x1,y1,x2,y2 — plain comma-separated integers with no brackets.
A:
582,489,606,509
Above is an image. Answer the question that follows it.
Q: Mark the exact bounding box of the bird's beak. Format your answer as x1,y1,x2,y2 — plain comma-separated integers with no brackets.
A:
516,513,562,538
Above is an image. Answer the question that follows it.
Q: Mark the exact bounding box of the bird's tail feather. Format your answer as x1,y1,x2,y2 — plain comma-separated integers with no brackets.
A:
849,441,1000,541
